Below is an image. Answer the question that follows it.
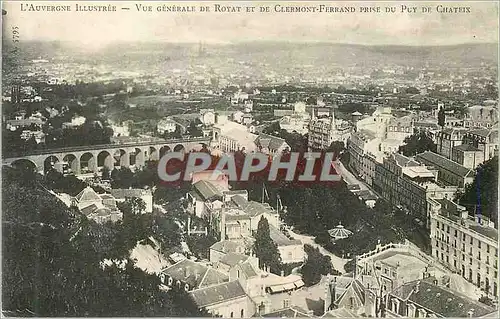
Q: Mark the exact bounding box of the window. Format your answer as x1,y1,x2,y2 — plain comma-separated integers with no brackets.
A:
470,237,473,245
487,245,490,253
230,312,234,318
241,309,244,318
454,260,457,268
463,233,466,241
478,241,481,249
283,299,290,308
454,230,458,237
349,297,355,309
447,225,450,234
469,258,472,265
478,252,481,261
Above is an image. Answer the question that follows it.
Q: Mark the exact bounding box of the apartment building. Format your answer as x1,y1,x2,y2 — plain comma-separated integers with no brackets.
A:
415,151,475,189
451,144,485,170
462,128,498,161
429,198,498,299
308,112,351,150
373,153,457,227
435,128,468,159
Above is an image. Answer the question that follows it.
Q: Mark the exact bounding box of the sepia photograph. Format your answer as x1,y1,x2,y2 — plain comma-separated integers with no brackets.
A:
1,1,499,317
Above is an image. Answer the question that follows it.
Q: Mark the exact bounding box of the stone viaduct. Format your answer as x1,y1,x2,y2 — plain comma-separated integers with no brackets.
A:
2,137,211,175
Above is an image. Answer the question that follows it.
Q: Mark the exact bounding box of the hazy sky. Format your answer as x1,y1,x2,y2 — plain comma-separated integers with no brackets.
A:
2,1,498,49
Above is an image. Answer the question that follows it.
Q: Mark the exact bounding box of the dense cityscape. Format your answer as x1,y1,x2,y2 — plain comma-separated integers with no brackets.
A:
2,35,499,318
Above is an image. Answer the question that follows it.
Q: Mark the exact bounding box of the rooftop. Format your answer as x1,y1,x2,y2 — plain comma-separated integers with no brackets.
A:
255,132,288,151
269,225,302,246
391,280,496,317
110,188,152,199
219,252,250,267
75,186,102,203
192,180,225,201
189,280,246,308
162,259,228,289
453,144,481,152
415,151,473,178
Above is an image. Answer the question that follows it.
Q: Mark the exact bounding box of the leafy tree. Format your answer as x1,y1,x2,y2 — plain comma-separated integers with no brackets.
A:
118,197,147,215
187,120,203,138
253,216,282,274
101,166,111,180
186,234,218,260
153,214,182,253
300,244,337,286
327,141,345,160
458,156,498,225
398,131,437,157
438,108,445,128
111,167,134,189
2,166,206,317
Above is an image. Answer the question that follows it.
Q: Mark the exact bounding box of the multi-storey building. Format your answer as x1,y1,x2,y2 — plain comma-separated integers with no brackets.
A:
435,128,468,159
462,128,498,161
308,111,351,150
415,151,475,189
348,130,379,177
386,279,497,317
451,144,485,170
429,198,498,299
385,116,414,141
463,105,498,129
373,153,457,227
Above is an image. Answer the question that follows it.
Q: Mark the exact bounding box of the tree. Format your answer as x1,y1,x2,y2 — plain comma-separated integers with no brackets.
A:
398,131,437,157
300,244,337,286
187,120,203,138
2,166,205,317
458,156,498,225
101,166,111,180
253,216,282,274
438,108,445,128
327,141,345,160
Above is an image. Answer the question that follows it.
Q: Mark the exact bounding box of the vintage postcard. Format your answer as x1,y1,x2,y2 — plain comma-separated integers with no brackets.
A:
1,0,498,317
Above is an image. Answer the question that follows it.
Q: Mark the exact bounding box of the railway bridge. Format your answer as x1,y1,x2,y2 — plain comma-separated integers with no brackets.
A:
2,137,211,175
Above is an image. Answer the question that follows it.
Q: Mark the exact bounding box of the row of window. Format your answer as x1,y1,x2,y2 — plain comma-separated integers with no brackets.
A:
436,222,498,256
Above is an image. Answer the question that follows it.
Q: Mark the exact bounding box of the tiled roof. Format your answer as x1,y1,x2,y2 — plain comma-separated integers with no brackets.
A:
391,280,496,317
110,188,152,199
198,268,230,289
453,144,481,152
210,238,254,254
323,307,358,318
75,186,102,203
415,151,473,178
393,153,419,167
162,259,228,289
189,281,246,308
269,225,302,246
231,197,276,218
262,306,312,318
254,132,288,151
239,262,258,278
219,252,249,267
192,180,224,201
467,128,496,138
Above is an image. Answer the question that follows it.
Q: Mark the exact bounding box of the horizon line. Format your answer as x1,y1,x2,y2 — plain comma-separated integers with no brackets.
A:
15,39,499,48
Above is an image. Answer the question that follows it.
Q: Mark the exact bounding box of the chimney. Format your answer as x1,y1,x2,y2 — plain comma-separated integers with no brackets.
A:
280,270,285,277
414,281,420,293
467,309,474,318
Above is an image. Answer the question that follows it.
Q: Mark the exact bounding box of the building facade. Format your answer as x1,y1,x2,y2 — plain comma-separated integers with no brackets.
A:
429,198,498,299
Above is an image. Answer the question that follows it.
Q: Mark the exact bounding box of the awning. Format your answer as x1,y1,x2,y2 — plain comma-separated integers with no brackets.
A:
294,280,305,288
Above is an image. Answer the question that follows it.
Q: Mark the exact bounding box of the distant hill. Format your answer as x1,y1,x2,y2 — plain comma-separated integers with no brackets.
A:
4,41,497,73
